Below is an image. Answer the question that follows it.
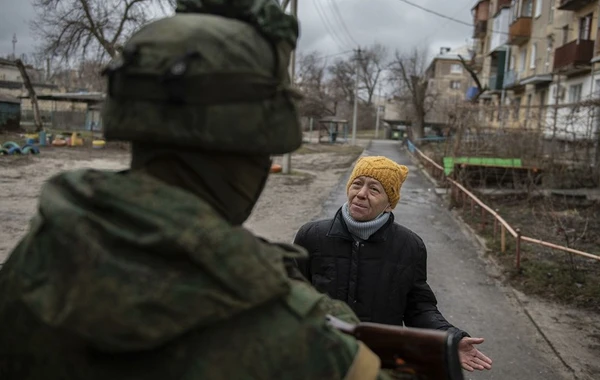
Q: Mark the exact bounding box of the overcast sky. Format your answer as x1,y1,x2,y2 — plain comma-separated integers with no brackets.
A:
1,0,475,66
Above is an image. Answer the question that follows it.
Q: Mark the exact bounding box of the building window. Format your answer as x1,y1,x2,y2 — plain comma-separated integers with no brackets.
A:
523,0,533,17
520,50,527,72
545,37,553,71
450,80,461,89
562,25,569,45
530,43,537,69
450,64,463,74
548,1,554,24
534,0,542,18
568,84,583,103
579,14,592,40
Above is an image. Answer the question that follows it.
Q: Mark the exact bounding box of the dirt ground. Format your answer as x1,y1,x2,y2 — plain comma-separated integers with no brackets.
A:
462,194,600,310
0,138,365,263
0,144,130,262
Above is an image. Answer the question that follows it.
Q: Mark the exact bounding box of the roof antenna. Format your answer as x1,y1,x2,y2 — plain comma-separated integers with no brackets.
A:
12,33,17,59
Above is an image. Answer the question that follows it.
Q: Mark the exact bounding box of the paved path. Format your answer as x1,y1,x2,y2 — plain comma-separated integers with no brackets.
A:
318,140,569,380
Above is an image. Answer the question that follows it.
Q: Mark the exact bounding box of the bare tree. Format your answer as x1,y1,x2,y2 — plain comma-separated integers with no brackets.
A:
49,60,106,92
458,54,487,103
358,44,388,105
329,57,356,104
30,0,175,62
328,45,388,106
389,47,436,141
15,59,43,132
296,52,339,119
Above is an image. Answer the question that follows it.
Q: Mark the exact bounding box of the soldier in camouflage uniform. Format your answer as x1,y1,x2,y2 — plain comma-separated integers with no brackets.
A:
0,1,396,379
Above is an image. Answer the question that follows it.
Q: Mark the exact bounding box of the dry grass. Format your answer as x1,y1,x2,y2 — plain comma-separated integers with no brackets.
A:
451,190,600,312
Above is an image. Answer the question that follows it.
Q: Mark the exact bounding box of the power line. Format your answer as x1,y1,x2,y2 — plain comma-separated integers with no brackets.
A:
417,0,473,46
312,0,353,50
396,0,472,27
312,49,354,61
396,0,548,41
327,0,360,47
296,49,353,65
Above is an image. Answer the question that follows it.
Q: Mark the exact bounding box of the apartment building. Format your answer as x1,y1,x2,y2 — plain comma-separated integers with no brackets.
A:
548,0,599,140
502,0,555,129
472,0,600,141
472,0,511,126
425,46,475,126
0,58,57,108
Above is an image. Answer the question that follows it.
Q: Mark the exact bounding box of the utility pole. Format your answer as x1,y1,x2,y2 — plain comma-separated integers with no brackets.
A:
281,0,297,174
375,83,383,139
351,47,361,146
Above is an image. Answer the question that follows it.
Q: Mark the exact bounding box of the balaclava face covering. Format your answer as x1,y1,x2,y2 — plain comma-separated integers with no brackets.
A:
131,142,271,226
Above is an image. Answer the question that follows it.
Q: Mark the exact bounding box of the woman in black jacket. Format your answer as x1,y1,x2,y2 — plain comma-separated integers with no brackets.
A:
294,155,492,373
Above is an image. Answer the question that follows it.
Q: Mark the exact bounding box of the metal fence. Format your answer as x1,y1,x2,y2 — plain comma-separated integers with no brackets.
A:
20,109,90,131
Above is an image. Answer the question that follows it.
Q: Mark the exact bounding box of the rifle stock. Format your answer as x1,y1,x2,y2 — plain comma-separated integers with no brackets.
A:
326,315,464,380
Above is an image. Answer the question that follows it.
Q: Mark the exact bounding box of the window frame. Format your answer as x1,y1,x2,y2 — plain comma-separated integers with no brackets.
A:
450,63,463,74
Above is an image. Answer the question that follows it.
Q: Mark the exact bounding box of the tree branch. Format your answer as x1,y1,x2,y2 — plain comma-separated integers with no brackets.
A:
458,54,487,103
15,59,43,132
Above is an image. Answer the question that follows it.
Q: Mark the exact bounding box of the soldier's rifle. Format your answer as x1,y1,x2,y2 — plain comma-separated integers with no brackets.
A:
326,315,464,380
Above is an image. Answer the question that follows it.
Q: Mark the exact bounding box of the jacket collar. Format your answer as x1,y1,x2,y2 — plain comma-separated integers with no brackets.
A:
326,207,394,242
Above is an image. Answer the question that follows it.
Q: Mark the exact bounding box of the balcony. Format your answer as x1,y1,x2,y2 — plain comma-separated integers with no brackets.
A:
508,17,532,45
503,70,521,88
495,0,511,14
595,28,600,57
558,0,595,11
553,39,594,72
488,73,504,91
489,9,510,52
473,20,488,38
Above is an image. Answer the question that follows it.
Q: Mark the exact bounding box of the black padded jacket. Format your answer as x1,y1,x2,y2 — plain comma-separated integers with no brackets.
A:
293,208,469,341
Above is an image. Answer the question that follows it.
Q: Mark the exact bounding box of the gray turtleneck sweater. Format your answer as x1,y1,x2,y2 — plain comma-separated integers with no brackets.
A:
340,202,390,241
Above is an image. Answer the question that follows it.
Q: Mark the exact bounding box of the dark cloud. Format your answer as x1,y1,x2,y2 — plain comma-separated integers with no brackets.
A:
296,0,475,60
0,0,474,64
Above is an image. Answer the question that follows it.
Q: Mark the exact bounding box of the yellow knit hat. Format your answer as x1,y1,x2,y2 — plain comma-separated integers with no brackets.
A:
346,156,409,209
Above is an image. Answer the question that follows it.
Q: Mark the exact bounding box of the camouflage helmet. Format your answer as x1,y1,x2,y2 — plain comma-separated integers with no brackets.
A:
101,0,302,154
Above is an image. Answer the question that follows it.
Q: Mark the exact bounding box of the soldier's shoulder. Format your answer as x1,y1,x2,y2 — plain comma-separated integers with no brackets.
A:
182,280,362,379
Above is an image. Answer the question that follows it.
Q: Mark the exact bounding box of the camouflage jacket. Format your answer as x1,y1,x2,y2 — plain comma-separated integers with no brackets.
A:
0,169,392,380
